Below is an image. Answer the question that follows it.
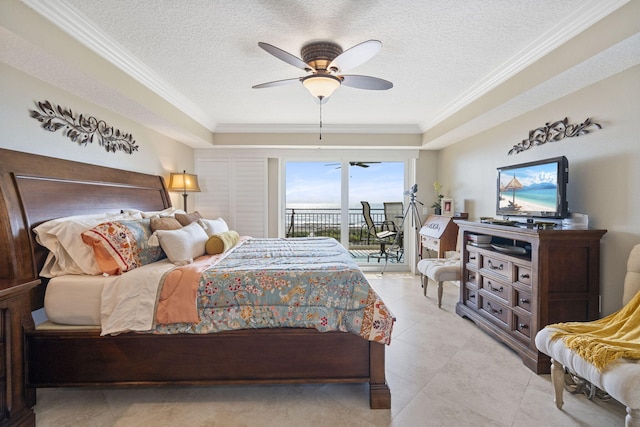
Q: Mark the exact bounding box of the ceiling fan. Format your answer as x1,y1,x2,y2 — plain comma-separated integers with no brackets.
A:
252,40,393,103
325,161,381,169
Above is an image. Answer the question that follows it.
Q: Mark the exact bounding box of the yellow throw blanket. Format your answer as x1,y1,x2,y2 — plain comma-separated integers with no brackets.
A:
550,290,640,371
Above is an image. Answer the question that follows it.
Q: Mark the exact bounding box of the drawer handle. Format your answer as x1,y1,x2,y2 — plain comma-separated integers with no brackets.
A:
519,298,529,304
487,302,502,315
469,255,476,261
487,282,503,293
468,274,476,280
518,323,529,329
487,260,504,270
520,273,530,279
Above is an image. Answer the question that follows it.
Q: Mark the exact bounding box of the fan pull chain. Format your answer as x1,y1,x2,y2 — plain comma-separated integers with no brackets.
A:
319,97,323,140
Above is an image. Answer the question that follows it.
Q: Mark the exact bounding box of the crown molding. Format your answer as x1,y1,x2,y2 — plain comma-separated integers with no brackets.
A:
213,123,421,135
418,0,630,132
21,0,217,131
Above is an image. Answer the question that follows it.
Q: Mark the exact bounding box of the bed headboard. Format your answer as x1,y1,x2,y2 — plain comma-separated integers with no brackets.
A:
0,148,171,291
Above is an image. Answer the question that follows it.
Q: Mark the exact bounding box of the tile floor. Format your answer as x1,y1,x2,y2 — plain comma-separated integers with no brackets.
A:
33,273,626,426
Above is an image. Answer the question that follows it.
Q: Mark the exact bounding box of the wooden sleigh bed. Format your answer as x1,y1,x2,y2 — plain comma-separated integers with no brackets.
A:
0,148,391,426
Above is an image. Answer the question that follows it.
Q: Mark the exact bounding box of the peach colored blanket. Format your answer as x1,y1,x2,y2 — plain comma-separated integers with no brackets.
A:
155,254,223,324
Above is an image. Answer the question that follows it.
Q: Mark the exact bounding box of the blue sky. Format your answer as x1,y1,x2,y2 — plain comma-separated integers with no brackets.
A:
498,163,557,188
286,161,406,208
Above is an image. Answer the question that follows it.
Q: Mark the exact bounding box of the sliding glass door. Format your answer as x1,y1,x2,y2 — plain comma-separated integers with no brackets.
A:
285,160,406,267
348,162,405,265
285,162,342,241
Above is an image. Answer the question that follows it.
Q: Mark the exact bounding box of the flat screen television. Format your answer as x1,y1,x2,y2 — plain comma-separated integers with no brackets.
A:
496,156,568,219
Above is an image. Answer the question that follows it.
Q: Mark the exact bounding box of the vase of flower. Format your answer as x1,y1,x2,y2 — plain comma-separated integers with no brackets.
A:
431,181,444,215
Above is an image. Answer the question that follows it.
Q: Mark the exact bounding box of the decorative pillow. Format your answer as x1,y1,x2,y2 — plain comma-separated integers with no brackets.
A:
81,219,165,275
205,230,240,255
175,211,203,226
150,216,182,232
154,221,208,265
198,217,229,236
34,212,139,277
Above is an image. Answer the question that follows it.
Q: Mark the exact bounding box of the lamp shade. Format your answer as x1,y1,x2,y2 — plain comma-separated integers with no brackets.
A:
302,75,341,99
168,171,201,193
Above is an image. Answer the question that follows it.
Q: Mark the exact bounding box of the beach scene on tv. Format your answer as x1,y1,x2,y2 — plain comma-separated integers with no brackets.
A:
498,162,558,214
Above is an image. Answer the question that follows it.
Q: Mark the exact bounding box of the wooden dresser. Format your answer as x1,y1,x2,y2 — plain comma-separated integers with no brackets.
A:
419,215,460,258
455,221,606,374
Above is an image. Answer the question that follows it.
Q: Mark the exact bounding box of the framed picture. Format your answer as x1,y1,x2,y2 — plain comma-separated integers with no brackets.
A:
441,198,454,217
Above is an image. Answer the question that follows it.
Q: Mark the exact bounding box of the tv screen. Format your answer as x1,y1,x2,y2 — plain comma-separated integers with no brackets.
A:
496,156,568,219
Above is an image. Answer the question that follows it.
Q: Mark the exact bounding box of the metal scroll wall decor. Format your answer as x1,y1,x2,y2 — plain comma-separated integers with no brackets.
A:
29,100,139,154
508,117,601,155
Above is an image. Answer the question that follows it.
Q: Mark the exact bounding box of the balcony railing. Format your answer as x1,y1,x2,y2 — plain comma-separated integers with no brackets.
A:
285,208,388,247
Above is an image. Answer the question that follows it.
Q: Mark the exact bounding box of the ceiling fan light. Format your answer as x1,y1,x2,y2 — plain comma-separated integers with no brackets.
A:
302,75,341,100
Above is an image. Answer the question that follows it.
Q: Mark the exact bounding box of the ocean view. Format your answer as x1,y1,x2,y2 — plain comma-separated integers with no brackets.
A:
286,202,388,212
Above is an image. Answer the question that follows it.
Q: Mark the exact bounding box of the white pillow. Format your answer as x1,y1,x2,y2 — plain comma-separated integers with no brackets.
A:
34,212,138,277
155,222,208,265
198,217,229,236
122,207,186,218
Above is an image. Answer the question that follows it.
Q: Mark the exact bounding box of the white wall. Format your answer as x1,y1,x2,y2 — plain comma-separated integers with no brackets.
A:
436,65,640,315
0,63,195,210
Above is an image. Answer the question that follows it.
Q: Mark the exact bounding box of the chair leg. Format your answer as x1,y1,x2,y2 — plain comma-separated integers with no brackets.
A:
626,407,640,427
422,275,428,296
551,359,565,409
437,281,443,308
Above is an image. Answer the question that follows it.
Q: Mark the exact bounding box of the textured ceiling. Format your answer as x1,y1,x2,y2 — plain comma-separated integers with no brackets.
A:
6,0,639,148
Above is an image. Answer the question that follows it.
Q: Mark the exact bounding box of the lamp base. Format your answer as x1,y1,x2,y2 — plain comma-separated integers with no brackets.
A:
182,193,188,211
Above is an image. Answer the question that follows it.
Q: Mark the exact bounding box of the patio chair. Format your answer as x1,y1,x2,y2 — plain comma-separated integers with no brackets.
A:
361,201,396,262
360,201,396,244
373,229,405,272
384,202,404,232
386,229,404,263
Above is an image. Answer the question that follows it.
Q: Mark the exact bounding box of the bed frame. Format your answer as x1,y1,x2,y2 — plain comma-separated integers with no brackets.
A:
0,148,390,423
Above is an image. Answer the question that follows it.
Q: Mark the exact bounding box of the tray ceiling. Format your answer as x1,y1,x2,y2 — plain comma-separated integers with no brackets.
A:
4,0,639,148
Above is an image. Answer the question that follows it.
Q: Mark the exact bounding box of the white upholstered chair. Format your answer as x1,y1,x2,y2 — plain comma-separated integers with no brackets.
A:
535,244,640,427
416,251,461,308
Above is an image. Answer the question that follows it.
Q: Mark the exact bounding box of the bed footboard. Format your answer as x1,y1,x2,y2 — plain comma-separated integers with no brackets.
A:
26,327,390,409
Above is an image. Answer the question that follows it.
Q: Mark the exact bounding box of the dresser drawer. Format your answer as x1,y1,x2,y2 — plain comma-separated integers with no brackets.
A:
482,255,511,281
463,284,478,309
481,276,511,305
514,313,532,341
466,249,479,267
465,270,479,286
421,235,440,251
515,265,532,286
515,289,532,313
479,296,509,327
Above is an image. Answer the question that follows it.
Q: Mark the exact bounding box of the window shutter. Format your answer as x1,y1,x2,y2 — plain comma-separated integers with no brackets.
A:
195,158,267,237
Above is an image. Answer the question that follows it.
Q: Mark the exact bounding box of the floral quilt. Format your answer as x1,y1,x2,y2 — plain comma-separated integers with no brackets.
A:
154,237,394,344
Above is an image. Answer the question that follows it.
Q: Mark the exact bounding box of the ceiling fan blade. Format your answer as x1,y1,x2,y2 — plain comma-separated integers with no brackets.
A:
252,78,300,89
328,40,382,72
258,42,314,71
341,75,393,90
350,162,381,167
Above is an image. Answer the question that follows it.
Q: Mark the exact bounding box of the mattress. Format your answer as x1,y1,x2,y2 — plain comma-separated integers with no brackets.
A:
45,275,106,325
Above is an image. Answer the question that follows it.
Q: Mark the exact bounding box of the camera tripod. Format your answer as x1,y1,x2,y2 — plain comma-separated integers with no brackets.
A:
401,184,424,260
381,184,423,273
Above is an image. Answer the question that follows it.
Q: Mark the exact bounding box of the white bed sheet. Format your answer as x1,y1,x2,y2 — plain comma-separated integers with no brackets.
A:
44,259,176,328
